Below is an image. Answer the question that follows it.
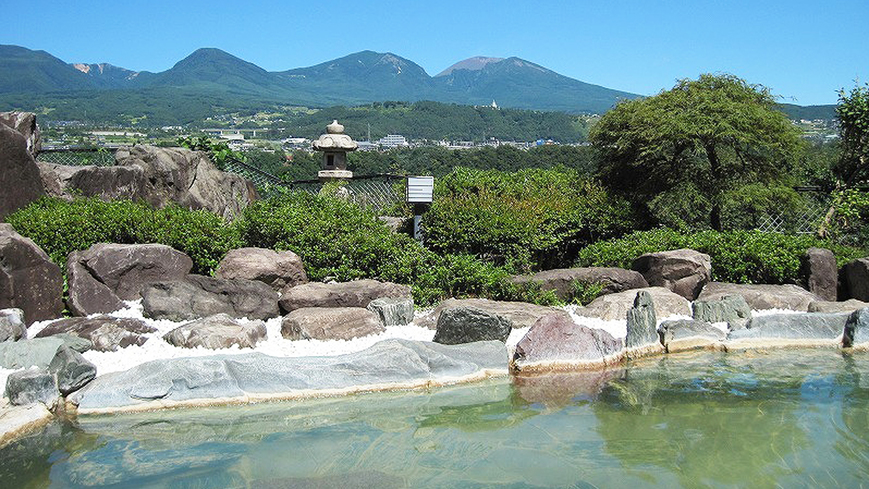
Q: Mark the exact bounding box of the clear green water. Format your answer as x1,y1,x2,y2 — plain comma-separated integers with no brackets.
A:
4,349,869,488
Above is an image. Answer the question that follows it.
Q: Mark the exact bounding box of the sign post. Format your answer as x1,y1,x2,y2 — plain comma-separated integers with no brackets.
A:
406,176,434,242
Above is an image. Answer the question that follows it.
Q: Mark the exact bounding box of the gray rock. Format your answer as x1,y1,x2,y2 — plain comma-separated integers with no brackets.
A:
842,258,869,302
511,313,623,371
511,267,649,301
0,308,27,342
0,224,64,325
36,315,155,352
48,346,96,395
378,216,410,233
164,314,267,350
282,307,384,341
141,275,279,322
49,334,93,353
433,307,512,345
5,368,58,407
728,312,849,341
808,299,869,313
367,297,414,326
415,298,569,330
69,339,508,412
113,145,258,220
65,251,126,317
575,287,691,321
0,111,40,155
0,123,44,221
0,337,65,369
37,162,149,202
697,282,819,311
625,291,658,351
801,248,838,301
216,247,307,291
692,294,752,330
658,319,725,353
843,308,869,348
279,279,410,313
75,243,193,301
632,248,712,300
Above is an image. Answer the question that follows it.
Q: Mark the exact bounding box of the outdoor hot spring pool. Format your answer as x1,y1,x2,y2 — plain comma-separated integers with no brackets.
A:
3,348,869,488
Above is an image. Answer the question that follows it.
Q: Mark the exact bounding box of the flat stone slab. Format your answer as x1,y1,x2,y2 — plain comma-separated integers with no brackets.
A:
726,312,849,348
698,283,819,311
68,339,508,414
0,402,53,449
415,298,569,330
575,287,691,321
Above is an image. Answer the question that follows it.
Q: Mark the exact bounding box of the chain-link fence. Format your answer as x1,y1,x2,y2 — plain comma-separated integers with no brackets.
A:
755,191,830,234
37,148,115,166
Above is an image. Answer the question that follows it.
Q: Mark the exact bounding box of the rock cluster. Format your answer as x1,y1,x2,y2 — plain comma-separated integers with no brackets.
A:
0,224,63,325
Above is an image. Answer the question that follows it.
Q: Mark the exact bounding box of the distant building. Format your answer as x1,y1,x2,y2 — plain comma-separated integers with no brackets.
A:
377,134,409,149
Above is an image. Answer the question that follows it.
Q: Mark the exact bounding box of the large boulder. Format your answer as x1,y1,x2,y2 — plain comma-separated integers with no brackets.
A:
511,313,623,372
800,248,838,301
66,243,193,316
35,315,156,352
697,282,819,311
632,249,712,300
215,247,307,291
0,122,44,220
415,298,569,330
114,145,258,220
658,319,725,353
141,275,279,322
808,299,869,314
163,314,267,350
0,111,40,155
727,312,849,346
0,308,27,342
692,295,752,330
279,279,410,313
625,290,662,357
433,307,512,345
36,162,149,203
843,308,869,348
5,369,58,407
0,224,63,324
841,258,869,302
367,297,414,326
0,337,66,369
48,346,96,396
511,267,648,301
281,307,384,341
575,287,691,321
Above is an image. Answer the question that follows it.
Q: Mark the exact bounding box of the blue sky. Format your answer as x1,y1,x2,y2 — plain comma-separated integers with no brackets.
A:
3,0,866,105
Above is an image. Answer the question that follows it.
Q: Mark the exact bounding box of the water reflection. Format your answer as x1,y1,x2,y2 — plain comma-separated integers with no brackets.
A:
3,350,869,487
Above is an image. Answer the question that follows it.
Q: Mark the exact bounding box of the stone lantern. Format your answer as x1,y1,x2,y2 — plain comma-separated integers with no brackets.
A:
312,120,357,181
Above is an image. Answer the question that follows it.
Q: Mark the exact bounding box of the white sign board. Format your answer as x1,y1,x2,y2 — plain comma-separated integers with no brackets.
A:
406,176,434,203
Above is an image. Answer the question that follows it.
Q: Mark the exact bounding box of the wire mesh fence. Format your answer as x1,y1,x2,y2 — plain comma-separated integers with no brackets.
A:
755,192,830,234
37,148,116,166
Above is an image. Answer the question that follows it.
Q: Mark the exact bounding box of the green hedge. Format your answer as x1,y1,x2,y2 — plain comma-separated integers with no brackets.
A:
5,197,242,275
575,228,867,284
422,167,636,272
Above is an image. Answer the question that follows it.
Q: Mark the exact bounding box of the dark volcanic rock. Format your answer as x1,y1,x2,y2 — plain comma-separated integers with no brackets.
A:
0,308,27,342
692,294,752,330
279,279,410,313
842,258,869,302
697,282,819,311
66,251,126,317
511,313,623,371
433,307,513,345
658,319,725,353
48,345,97,395
0,123,44,221
141,275,279,322
36,315,156,352
800,247,838,301
164,314,267,350
79,243,193,300
843,308,869,348
632,248,712,300
5,368,58,407
0,224,63,324
281,307,384,341
511,267,648,301
216,247,307,291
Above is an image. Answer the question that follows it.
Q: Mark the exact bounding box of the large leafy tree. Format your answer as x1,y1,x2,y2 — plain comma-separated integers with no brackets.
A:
834,82,869,185
591,73,804,230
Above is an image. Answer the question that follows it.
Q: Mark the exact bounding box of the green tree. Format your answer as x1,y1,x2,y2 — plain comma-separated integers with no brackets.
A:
590,73,804,230
833,82,869,185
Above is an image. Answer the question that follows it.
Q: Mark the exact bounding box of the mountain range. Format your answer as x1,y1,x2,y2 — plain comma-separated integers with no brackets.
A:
0,44,836,124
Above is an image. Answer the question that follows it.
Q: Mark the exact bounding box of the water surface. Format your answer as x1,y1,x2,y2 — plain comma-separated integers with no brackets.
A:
3,349,869,488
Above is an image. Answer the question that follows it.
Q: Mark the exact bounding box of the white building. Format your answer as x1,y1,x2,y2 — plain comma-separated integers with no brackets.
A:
377,134,409,149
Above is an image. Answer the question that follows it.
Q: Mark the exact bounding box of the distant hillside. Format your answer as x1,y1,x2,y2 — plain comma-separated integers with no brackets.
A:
436,57,504,77
777,103,837,121
0,45,94,93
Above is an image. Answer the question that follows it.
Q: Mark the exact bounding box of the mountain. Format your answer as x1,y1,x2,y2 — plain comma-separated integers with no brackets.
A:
146,48,285,95
70,62,145,88
433,57,638,114
0,45,94,93
436,57,504,77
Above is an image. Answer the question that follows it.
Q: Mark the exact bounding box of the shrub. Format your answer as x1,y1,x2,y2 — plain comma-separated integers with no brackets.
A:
575,228,866,285
423,167,635,272
5,197,242,275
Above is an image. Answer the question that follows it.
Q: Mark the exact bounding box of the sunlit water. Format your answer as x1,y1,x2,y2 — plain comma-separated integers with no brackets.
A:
4,349,869,488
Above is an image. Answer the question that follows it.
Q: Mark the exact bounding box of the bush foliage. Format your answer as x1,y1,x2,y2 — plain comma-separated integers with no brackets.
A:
575,228,867,285
422,167,635,272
